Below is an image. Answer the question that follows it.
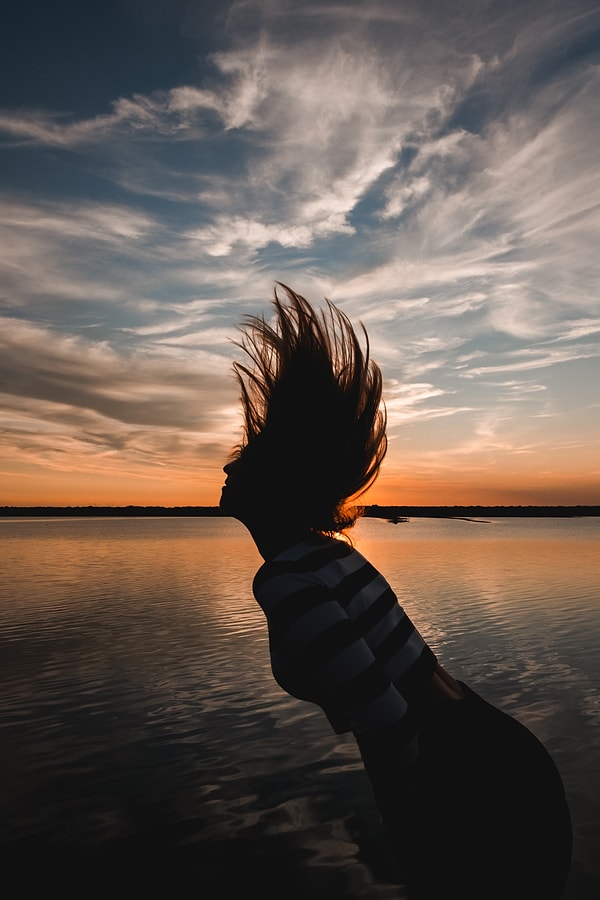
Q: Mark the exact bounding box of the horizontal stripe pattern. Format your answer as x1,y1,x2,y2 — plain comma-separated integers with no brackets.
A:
253,538,437,751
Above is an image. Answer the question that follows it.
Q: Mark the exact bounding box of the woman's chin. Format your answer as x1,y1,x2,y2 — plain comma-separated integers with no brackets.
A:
219,487,239,515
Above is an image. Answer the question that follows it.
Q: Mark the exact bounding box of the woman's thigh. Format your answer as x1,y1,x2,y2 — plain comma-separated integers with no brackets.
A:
401,688,572,899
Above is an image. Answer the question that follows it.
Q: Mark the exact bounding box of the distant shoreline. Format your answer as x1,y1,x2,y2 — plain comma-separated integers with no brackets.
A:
1,504,599,518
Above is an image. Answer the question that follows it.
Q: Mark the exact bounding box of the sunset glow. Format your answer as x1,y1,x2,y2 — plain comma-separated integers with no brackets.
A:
1,1,599,508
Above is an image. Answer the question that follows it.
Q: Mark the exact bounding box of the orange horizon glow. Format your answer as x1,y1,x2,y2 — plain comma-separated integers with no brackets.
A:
2,468,599,509
2,430,600,509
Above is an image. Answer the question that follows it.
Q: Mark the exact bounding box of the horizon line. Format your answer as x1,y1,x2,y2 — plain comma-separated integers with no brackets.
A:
1,503,599,518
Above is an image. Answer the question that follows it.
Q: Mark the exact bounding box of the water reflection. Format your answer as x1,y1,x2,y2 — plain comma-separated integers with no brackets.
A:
0,515,598,898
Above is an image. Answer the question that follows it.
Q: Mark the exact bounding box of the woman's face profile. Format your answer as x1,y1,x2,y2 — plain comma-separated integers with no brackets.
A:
219,456,244,516
219,448,262,521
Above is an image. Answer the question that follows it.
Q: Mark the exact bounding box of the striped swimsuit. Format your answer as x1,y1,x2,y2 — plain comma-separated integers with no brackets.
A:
253,536,437,764
252,534,572,899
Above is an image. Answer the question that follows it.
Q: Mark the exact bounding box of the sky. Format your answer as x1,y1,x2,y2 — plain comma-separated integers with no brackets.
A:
1,0,599,508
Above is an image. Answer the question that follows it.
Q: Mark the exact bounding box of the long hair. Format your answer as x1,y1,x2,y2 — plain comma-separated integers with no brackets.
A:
232,283,387,534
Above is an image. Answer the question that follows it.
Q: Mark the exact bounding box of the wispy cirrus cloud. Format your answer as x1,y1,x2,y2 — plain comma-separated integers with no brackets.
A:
0,315,234,429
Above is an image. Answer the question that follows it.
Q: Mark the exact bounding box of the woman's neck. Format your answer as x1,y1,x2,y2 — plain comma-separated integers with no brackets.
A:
242,517,319,561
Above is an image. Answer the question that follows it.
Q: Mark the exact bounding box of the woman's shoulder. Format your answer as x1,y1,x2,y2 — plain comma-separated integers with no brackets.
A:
261,535,353,570
253,536,369,597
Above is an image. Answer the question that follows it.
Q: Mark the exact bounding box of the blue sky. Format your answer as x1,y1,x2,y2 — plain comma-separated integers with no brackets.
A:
1,0,599,506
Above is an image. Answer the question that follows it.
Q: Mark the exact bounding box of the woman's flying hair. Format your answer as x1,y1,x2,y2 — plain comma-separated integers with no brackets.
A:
232,283,387,534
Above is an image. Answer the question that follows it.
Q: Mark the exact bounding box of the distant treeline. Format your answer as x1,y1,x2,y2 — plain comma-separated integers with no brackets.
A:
1,504,599,518
363,505,600,518
0,506,224,517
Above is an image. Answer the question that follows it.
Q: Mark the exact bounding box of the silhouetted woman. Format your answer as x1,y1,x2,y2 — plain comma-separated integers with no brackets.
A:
220,284,572,899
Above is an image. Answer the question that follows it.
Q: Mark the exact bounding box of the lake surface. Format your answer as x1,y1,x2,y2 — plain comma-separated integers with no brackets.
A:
0,515,598,897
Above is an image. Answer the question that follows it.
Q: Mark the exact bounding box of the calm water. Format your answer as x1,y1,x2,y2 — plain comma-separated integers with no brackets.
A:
0,515,598,897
